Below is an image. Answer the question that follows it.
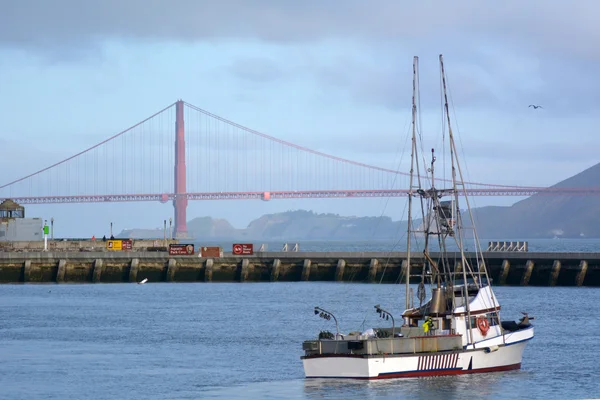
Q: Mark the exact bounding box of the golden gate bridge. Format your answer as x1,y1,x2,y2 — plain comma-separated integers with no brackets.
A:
1,100,598,238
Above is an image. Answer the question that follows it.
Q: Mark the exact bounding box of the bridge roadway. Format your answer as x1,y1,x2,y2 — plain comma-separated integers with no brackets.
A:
0,250,598,286
4,187,600,204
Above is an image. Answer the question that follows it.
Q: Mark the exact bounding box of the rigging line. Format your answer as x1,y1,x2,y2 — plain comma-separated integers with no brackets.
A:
379,199,409,285
0,102,177,189
447,86,489,279
357,307,371,333
408,60,430,287
396,224,424,285
415,63,431,190
441,63,447,187
370,110,412,241
446,70,483,218
439,56,476,341
415,124,430,190
183,101,529,189
452,226,495,313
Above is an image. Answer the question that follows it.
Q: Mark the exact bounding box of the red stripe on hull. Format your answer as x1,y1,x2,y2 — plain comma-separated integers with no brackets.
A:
372,362,522,380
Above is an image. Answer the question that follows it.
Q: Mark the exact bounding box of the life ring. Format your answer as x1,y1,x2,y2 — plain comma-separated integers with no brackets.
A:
477,316,490,336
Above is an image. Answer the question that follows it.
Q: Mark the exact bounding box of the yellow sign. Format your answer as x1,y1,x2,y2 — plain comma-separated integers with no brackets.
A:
106,240,122,250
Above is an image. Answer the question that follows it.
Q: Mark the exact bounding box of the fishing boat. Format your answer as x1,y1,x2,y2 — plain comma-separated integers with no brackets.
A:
301,55,534,379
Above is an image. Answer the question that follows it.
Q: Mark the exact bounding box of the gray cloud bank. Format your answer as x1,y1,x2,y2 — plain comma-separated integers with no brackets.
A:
1,1,598,57
1,1,599,112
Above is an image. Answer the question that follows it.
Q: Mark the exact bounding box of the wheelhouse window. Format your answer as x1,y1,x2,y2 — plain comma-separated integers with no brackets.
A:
470,313,500,329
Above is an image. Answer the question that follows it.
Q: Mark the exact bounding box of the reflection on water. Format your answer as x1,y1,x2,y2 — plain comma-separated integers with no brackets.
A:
301,374,511,400
203,372,530,400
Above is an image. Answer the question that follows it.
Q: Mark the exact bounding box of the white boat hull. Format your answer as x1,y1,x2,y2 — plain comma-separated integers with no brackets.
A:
303,327,533,379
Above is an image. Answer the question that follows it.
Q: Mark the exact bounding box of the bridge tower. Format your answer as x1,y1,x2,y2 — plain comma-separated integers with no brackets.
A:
173,100,188,238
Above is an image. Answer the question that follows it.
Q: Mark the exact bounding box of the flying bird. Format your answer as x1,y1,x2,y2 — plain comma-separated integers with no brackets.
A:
528,104,543,109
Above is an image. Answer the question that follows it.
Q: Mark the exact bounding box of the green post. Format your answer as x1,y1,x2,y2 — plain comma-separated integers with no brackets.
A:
43,220,49,251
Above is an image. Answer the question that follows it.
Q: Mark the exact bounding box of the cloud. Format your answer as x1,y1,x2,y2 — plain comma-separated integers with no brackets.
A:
222,50,515,112
2,1,600,56
223,48,600,115
225,57,288,83
306,52,505,111
3,1,599,113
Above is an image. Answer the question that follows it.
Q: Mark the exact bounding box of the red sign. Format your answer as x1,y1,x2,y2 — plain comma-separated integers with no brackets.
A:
122,239,133,250
201,246,222,258
232,243,254,255
169,244,195,255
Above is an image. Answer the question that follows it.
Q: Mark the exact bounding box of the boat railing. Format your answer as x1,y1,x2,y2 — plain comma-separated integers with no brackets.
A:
303,333,462,357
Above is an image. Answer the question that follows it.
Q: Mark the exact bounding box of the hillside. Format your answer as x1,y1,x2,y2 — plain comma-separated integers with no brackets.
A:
117,210,406,240
184,210,405,240
473,162,600,238
118,162,600,240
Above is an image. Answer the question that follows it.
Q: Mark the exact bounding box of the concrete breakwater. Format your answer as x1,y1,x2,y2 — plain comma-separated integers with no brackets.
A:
0,251,599,286
0,239,177,252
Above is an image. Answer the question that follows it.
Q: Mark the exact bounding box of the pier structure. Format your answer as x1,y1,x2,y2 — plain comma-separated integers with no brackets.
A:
0,251,598,286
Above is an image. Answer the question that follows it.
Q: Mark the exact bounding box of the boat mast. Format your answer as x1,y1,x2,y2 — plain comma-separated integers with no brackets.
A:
405,56,419,311
439,54,474,344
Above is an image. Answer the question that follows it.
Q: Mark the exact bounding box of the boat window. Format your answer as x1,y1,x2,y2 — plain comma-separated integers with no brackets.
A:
469,313,500,329
489,313,500,326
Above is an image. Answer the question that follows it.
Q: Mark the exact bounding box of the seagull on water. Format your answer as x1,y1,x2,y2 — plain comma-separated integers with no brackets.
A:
528,104,543,109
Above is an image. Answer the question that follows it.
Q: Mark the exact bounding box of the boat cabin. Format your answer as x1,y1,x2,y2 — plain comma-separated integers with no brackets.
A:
400,280,504,346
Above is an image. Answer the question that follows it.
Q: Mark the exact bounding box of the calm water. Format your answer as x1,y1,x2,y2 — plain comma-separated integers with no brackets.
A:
198,238,600,253
1,240,600,399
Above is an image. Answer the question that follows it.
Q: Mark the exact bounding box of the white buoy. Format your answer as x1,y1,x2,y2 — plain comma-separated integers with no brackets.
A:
138,278,148,284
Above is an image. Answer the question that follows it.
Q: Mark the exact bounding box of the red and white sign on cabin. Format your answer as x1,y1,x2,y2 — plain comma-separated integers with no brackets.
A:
232,243,254,255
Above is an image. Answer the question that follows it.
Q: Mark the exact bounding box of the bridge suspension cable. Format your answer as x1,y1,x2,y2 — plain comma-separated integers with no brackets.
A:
0,99,553,203
0,102,176,190
183,102,540,190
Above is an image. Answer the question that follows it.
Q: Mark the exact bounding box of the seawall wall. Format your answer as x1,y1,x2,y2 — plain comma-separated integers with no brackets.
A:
0,251,598,286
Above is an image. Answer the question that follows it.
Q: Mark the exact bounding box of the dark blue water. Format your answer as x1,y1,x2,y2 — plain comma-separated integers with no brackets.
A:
1,240,600,399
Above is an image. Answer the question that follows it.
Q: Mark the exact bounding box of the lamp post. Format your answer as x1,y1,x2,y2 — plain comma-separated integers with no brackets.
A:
163,219,167,244
169,217,173,240
110,222,113,238
374,304,396,337
314,306,340,337
50,217,54,240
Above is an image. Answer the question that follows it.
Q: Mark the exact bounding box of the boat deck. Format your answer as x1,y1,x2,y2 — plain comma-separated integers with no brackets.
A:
303,329,463,357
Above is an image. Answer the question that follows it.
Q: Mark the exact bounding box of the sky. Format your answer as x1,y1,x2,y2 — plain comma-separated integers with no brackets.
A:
1,1,599,237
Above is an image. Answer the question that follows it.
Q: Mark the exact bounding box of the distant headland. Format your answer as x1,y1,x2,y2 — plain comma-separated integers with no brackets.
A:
118,162,600,240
